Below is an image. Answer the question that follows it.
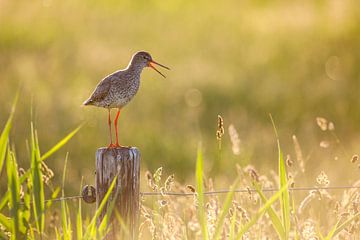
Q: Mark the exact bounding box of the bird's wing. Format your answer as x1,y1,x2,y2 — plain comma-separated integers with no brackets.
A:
87,76,113,103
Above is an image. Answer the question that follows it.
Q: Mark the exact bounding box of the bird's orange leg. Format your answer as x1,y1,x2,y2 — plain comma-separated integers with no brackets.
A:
107,109,115,148
114,109,121,147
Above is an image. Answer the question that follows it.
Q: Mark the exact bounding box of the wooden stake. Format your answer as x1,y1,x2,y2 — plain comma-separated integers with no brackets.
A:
96,147,140,239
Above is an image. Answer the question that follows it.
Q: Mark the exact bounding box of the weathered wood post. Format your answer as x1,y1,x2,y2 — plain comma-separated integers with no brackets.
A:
95,147,140,239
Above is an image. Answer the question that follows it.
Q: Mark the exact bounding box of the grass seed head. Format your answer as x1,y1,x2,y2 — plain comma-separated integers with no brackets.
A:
299,191,317,215
165,174,175,191
301,219,318,240
319,140,330,148
145,171,155,190
41,161,54,184
351,155,359,163
316,171,330,187
216,115,225,140
153,167,163,184
244,165,259,182
286,154,293,167
316,117,328,131
186,185,196,193
292,135,305,172
158,200,168,208
228,124,241,155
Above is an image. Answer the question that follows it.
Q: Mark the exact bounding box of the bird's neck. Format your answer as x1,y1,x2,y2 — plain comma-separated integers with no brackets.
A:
127,64,145,76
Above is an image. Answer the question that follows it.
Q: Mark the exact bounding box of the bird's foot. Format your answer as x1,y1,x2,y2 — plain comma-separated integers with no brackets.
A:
107,143,118,149
107,143,124,149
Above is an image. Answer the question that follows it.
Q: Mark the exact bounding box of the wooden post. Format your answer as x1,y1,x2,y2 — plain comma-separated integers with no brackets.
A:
96,147,140,239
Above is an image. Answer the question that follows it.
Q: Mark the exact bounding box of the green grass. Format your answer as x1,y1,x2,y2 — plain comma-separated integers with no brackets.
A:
1,0,360,186
196,143,209,240
2,98,360,239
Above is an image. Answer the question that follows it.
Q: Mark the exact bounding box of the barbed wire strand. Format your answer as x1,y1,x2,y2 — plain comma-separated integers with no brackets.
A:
141,185,360,196
44,195,83,203
36,185,360,203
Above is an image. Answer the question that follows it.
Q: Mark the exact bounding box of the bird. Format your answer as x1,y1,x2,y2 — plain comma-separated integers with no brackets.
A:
83,51,170,147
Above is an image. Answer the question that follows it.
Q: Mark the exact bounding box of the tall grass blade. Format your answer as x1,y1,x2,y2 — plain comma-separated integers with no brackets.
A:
30,123,45,235
84,175,118,239
213,177,240,240
46,187,61,209
323,218,340,240
253,182,286,239
235,184,288,240
229,208,237,240
76,179,83,240
196,143,209,240
61,153,71,240
270,114,290,238
325,212,360,239
114,210,131,239
41,124,82,161
98,192,118,238
0,93,18,175
6,147,22,239
0,212,11,231
0,192,9,211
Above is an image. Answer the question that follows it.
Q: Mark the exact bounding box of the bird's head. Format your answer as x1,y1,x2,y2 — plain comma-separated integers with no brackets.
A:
131,51,170,78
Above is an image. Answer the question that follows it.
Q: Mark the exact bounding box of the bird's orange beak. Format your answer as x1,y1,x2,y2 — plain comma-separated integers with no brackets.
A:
148,60,170,78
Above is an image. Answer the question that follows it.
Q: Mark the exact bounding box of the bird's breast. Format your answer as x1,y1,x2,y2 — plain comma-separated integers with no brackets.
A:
108,77,140,108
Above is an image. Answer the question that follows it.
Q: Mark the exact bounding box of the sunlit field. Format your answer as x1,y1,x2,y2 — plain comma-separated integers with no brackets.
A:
1,0,360,239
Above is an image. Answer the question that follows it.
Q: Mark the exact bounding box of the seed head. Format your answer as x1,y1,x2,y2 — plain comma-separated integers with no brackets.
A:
316,171,330,187
186,185,196,193
286,154,293,167
328,121,335,131
292,135,305,173
216,115,225,140
228,124,241,155
153,167,163,184
316,117,328,131
319,141,330,148
351,155,358,163
165,174,175,191
158,200,168,208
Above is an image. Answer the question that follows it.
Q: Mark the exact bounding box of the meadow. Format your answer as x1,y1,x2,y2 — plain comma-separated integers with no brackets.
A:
1,0,360,239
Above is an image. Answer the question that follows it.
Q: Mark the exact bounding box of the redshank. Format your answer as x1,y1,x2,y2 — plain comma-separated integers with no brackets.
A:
83,51,169,147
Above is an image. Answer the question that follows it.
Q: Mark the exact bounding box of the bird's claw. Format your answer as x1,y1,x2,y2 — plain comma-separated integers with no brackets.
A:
107,143,118,149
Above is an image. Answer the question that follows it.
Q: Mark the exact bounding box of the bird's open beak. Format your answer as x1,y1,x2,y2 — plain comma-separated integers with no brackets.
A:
148,60,170,78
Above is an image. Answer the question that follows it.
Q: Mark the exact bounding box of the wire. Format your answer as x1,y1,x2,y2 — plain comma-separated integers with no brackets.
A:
44,195,83,203
19,186,360,203
24,185,360,204
140,185,360,196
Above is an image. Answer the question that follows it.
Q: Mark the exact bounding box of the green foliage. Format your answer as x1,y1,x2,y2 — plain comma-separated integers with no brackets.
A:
235,184,289,239
60,153,71,240
7,148,22,239
270,115,291,238
0,93,17,175
41,125,83,162
213,177,240,240
196,143,209,240
0,103,81,239
253,182,285,239
30,122,45,234
84,176,118,239
2,95,360,239
76,179,83,240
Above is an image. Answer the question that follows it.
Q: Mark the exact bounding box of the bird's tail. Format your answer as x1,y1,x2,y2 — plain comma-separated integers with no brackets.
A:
82,98,94,106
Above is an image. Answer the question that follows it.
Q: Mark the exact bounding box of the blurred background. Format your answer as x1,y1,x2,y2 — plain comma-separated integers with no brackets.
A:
1,0,360,195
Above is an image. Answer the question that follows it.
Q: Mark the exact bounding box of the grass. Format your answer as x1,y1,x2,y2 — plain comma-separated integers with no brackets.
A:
1,98,360,239
1,0,360,186
1,1,360,238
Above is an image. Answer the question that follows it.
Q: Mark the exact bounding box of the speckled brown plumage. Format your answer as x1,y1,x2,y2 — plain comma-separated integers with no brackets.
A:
83,51,169,147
